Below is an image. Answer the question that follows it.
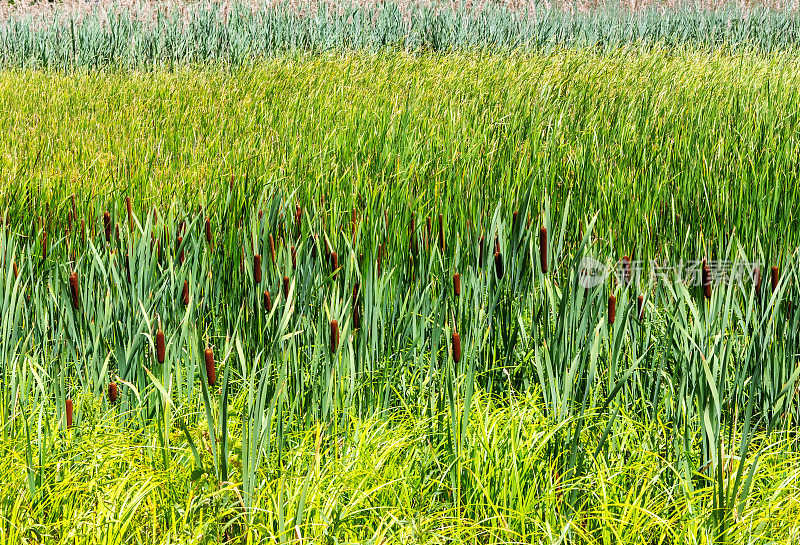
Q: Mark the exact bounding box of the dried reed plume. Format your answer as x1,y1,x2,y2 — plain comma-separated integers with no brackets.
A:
204,347,216,387
608,293,617,324
539,227,548,274
254,254,262,283
452,332,461,364
69,272,80,309
66,398,73,428
182,280,189,306
453,273,461,297
156,328,165,363
263,290,272,312
108,382,118,404
103,211,112,242
771,266,779,292
330,319,340,353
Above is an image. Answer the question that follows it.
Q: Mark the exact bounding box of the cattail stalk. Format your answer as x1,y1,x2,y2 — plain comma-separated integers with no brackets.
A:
539,227,548,274
204,348,216,387
156,329,165,363
330,319,339,353
254,254,262,284
452,332,461,364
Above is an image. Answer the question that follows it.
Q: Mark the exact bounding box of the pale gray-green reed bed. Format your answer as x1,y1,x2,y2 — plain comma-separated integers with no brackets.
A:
2,50,800,543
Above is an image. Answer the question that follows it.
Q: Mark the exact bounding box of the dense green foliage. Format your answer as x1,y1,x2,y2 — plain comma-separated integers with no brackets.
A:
1,51,800,543
2,1,800,68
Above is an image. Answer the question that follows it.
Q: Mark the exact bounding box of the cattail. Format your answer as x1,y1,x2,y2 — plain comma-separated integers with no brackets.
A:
295,204,302,238
125,253,131,283
621,256,631,286
269,234,276,264
254,254,262,283
438,213,444,254
291,246,297,270
353,282,360,301
453,273,461,297
126,195,132,230
108,382,118,404
178,219,186,236
12,261,18,279
479,235,484,267
702,262,712,299
608,293,617,325
103,211,111,242
263,290,272,312
204,348,216,387
452,332,461,364
182,280,189,306
205,217,212,247
65,398,73,429
283,276,290,299
494,251,504,280
177,236,185,264
539,227,548,274
788,300,793,320
330,319,339,353
754,266,762,294
41,229,47,260
331,252,339,278
637,295,644,322
80,219,85,241
323,237,331,264
156,329,165,363
771,266,779,292
258,209,263,220
425,217,432,253
69,272,80,310
353,301,361,330
115,222,120,243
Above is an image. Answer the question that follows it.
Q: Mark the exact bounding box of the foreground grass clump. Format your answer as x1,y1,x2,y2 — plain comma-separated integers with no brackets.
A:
3,393,800,544
2,49,800,252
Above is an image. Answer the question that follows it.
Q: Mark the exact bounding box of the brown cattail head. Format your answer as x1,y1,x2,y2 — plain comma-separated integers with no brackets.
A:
263,290,272,312
539,227,548,274
494,252,504,280
126,195,132,230
621,256,631,286
65,398,73,429
204,217,212,247
156,329,165,363
608,293,617,325
438,213,444,254
353,301,361,330
637,295,644,322
269,234,276,264
41,229,47,260
771,266,779,292
204,348,216,387
323,237,330,263
330,319,340,353
12,261,18,278
291,246,297,270
754,266,762,295
104,211,112,242
115,222,120,243
69,272,80,310
479,235,484,267
258,209,264,220
788,300,793,320
254,254,262,284
453,273,461,297
702,262,712,299
295,204,302,237
177,236,185,264
452,332,461,364
108,382,118,404
182,280,189,306
283,276,290,299
331,252,339,278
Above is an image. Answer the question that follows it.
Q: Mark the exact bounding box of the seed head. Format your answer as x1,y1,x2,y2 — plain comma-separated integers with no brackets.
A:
66,398,73,429
103,211,111,242
754,266,761,295
494,251,504,280
330,319,340,353
637,295,644,322
182,280,189,306
702,262,712,299
205,217,212,247
269,235,276,264
204,348,216,387
12,261,18,278
291,246,297,270
69,272,80,310
254,254,262,284
608,294,617,325
771,266,779,292
177,236,185,265
263,290,272,312
453,273,461,297
126,196,132,230
331,252,339,278
283,276,290,299
108,382,118,404
156,329,165,364
539,227,548,274
452,332,461,364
